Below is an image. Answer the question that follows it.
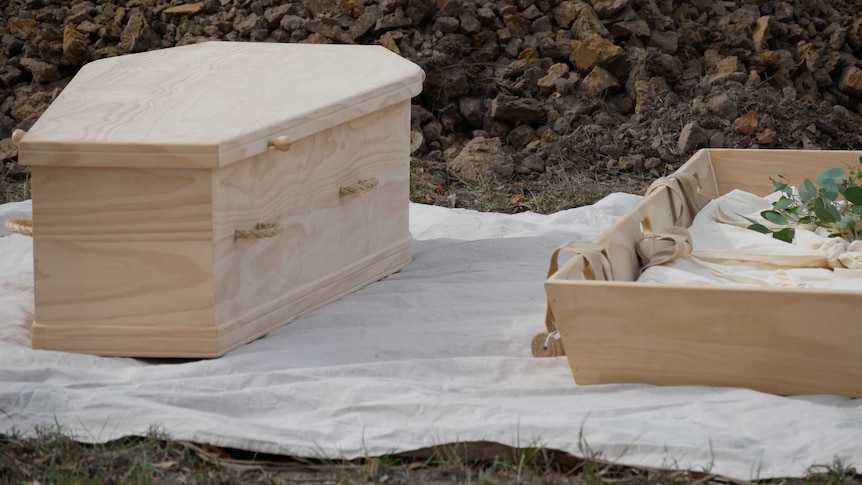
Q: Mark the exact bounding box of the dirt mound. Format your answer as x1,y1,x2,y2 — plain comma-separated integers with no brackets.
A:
2,0,862,211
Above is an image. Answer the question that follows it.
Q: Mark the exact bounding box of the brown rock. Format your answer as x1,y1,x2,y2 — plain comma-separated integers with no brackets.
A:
569,34,625,72
617,154,644,171
750,50,794,72
379,31,400,55
537,63,570,95
264,4,298,26
649,30,678,53
0,65,26,87
19,57,60,84
715,56,743,73
78,20,101,35
774,2,793,21
375,10,413,32
531,15,553,33
752,15,774,51
610,19,650,39
433,16,460,34
0,139,17,162
508,124,537,150
491,94,547,123
460,13,482,34
520,154,546,172
406,0,436,24
705,93,738,120
539,36,572,63
677,121,708,154
607,94,633,114
119,10,162,54
347,5,380,39
552,2,581,29
590,0,628,19
447,136,514,181
500,6,530,39
164,3,203,15
849,18,862,49
459,97,485,128
645,156,663,171
553,1,608,36
733,113,759,136
342,0,365,17
838,66,862,97
580,66,620,96
757,128,777,145
518,47,541,67
10,90,53,126
9,18,39,41
62,25,89,65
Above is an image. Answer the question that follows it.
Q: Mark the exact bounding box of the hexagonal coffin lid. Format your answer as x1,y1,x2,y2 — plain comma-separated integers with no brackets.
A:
18,41,425,169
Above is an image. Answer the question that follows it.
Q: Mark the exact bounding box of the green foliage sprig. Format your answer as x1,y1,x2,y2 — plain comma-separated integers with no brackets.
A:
745,157,862,243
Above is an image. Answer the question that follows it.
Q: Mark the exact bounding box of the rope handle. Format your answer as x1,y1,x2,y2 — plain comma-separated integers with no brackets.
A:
234,222,283,240
5,218,32,236
339,178,378,197
533,241,614,358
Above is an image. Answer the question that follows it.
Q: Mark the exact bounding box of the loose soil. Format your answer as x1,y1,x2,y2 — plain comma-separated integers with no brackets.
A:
1,0,862,210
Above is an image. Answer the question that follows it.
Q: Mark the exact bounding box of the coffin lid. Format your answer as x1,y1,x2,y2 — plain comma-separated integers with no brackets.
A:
18,41,425,169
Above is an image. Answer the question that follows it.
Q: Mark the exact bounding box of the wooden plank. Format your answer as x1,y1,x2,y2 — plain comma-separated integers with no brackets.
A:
18,42,424,169
708,149,862,196
31,324,220,358
546,281,862,397
31,167,212,240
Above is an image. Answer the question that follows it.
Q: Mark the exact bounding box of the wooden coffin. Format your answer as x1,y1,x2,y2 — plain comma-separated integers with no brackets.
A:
544,149,862,397
16,41,424,358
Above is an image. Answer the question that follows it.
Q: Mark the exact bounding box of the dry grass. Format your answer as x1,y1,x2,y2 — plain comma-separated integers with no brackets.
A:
409,160,648,215
1,426,860,485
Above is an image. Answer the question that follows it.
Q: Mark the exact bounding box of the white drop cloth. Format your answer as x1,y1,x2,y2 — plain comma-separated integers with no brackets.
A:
1,195,861,481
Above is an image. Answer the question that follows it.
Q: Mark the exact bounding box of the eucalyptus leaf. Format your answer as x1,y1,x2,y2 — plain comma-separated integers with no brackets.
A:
844,186,862,204
761,210,788,225
746,223,772,234
773,197,794,210
814,204,839,223
773,227,795,243
798,179,817,202
819,179,840,201
814,167,847,186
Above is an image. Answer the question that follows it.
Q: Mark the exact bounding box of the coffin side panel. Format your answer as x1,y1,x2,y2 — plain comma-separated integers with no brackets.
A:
211,101,412,352
547,282,862,397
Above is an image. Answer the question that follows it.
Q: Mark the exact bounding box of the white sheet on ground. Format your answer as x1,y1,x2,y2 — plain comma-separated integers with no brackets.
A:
1,195,861,481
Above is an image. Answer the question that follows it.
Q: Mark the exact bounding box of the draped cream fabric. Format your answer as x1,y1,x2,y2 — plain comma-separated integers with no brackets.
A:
638,189,862,288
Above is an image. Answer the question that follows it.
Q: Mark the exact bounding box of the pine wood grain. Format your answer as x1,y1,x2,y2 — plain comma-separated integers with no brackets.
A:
23,42,421,357
18,41,424,169
211,101,412,348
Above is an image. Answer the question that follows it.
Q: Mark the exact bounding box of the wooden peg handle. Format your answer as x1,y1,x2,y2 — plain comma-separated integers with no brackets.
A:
11,129,26,146
268,136,291,152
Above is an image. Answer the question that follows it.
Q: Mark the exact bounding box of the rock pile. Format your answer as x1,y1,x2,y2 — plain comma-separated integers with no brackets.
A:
2,0,862,205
